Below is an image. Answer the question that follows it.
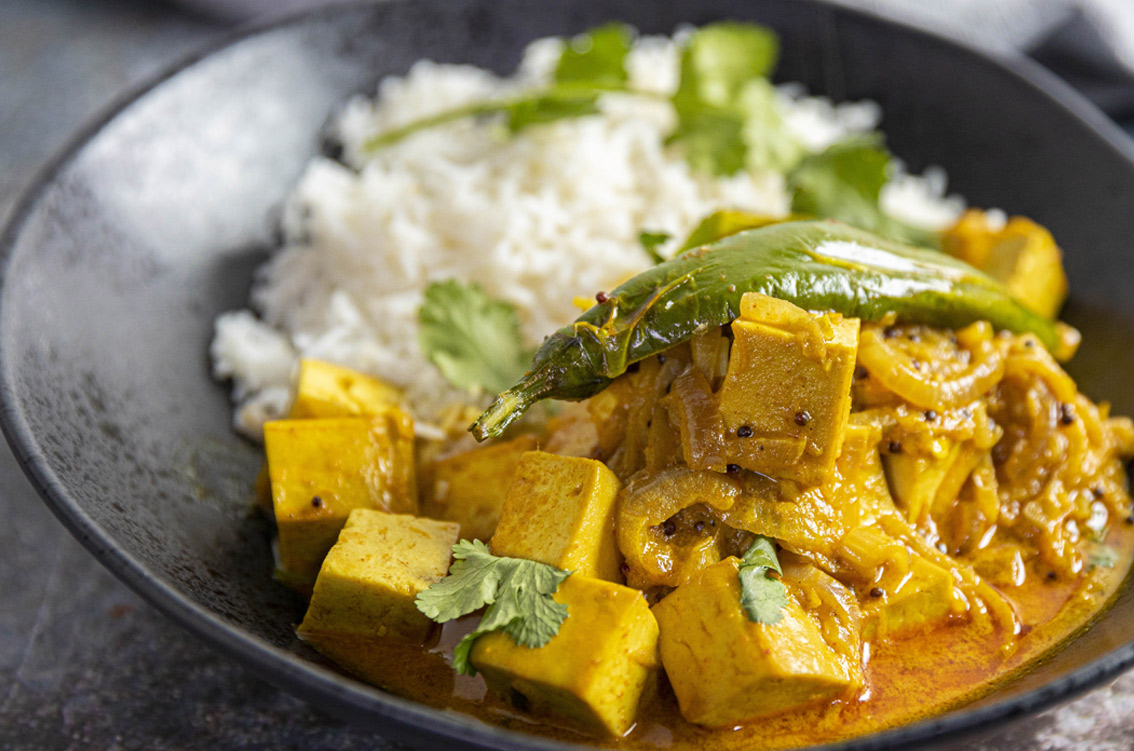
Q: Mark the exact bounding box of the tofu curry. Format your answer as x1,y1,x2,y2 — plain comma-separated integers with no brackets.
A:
255,210,1134,748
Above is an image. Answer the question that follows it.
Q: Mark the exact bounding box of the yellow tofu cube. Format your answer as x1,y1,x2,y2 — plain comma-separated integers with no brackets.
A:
471,575,659,737
716,293,859,485
421,434,538,541
289,358,402,419
870,555,965,638
941,209,996,268
265,412,417,592
652,557,858,727
780,558,864,670
254,360,402,519
838,525,965,638
983,218,1068,318
971,543,1027,588
296,511,459,697
942,211,1068,318
298,509,458,643
491,452,623,581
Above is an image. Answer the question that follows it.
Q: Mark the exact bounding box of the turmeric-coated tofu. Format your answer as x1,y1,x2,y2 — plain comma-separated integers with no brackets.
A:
289,358,402,419
652,557,859,727
298,509,458,644
942,210,1068,318
421,434,538,541
716,293,859,486
490,452,623,581
265,411,417,592
254,361,402,517
471,575,659,737
868,555,965,638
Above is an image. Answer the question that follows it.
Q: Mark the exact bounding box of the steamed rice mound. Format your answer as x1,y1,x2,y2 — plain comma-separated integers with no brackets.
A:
211,34,961,439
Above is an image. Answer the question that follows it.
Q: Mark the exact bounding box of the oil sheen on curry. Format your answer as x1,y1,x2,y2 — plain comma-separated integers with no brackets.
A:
255,210,1134,748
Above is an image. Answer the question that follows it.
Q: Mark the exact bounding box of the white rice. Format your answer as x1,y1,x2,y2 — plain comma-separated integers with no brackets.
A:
211,34,964,440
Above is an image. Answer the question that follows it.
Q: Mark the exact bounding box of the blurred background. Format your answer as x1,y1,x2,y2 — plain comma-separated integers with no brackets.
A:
3,1,1134,749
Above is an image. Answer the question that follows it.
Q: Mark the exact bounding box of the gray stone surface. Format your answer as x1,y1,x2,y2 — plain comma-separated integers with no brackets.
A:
0,1,1132,750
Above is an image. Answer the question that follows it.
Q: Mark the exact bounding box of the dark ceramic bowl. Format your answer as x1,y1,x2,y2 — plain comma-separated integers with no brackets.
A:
3,1,1134,749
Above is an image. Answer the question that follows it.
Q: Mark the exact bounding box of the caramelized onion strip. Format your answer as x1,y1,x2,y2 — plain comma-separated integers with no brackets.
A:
858,322,1005,410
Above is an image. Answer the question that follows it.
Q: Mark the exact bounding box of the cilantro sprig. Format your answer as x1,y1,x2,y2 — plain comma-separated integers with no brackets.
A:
364,23,634,152
666,22,797,175
416,540,572,675
362,89,592,151
361,21,789,178
738,536,787,625
418,280,533,396
363,21,935,245
788,137,938,248
555,22,632,88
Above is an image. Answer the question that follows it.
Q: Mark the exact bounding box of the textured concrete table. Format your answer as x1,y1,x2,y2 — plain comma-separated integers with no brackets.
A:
1,1,1132,750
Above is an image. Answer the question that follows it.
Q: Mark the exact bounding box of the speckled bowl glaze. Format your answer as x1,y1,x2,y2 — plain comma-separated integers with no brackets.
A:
3,1,1134,749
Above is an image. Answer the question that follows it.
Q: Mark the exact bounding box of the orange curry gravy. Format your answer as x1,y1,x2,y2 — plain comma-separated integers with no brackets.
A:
283,318,1134,745
315,522,1134,750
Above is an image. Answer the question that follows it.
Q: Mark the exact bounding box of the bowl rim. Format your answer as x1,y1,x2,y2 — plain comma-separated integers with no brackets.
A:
3,1,1134,749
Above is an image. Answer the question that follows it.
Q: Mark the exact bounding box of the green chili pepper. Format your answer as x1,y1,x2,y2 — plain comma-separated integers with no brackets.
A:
471,219,1073,440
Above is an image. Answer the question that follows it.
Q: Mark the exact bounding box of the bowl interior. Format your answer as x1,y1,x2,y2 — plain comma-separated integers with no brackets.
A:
4,1,1134,749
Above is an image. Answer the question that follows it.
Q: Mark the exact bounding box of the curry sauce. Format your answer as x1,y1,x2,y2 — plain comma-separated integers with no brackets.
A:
263,210,1134,748
314,521,1132,749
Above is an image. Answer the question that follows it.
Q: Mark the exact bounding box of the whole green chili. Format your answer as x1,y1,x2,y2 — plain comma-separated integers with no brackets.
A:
471,219,1073,440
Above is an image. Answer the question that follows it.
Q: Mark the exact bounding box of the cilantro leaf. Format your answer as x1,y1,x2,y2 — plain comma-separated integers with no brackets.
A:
738,78,805,173
673,22,779,109
788,137,936,247
638,230,671,264
364,88,603,150
738,536,786,625
667,106,747,176
416,540,572,676
788,136,888,223
507,23,633,132
668,22,781,176
501,573,571,647
505,89,602,133
366,24,631,152
739,569,787,625
364,21,799,182
415,539,508,621
451,632,482,676
418,280,532,395
555,23,633,88
741,535,782,572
